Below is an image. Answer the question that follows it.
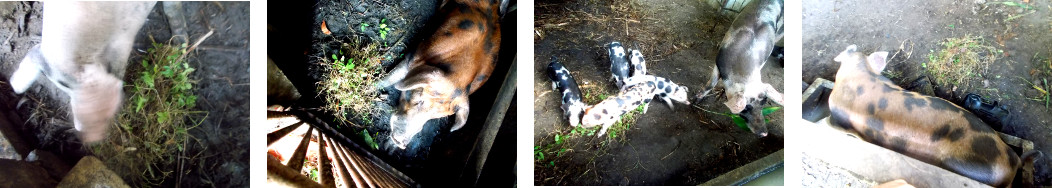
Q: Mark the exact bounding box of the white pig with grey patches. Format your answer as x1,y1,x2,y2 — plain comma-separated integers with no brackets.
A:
10,2,156,143
696,0,783,137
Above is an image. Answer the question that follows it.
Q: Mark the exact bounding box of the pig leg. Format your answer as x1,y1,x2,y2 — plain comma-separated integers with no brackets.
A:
10,46,44,94
762,83,783,106
694,66,720,104
377,57,411,88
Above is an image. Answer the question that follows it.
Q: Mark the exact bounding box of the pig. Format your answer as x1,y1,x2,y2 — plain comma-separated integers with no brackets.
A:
9,2,157,143
628,49,647,78
608,42,630,89
546,57,586,127
581,80,656,137
377,0,501,149
582,74,689,137
696,0,784,137
828,45,1041,187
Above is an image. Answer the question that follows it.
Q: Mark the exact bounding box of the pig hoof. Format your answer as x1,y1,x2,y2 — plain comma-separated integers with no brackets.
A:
964,93,1009,130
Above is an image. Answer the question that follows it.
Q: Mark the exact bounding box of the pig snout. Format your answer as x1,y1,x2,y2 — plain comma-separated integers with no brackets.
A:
388,112,427,149
71,64,124,143
739,104,768,137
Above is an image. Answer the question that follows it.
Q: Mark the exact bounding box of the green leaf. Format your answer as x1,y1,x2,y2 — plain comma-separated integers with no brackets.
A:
731,115,750,132
135,97,148,112
761,106,781,116
360,23,369,32
141,60,148,67
360,130,378,150
332,54,337,60
157,112,169,124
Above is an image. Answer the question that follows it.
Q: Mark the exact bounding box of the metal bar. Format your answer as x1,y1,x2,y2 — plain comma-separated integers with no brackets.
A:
268,110,296,119
333,140,376,188
325,137,359,188
318,134,335,188
462,58,517,186
286,126,315,170
343,145,404,188
268,121,305,146
294,111,417,186
268,154,323,188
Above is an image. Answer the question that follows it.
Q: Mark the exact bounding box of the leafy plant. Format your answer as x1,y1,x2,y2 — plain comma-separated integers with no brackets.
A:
318,39,386,127
93,41,207,187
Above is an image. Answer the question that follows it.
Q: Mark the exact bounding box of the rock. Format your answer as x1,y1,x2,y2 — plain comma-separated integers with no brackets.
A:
57,156,129,188
0,158,58,187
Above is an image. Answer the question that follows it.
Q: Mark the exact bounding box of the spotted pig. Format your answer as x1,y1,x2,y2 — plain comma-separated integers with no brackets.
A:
622,75,690,112
581,81,656,137
696,0,783,137
583,74,689,136
377,0,502,149
547,57,586,127
608,42,630,88
829,45,1040,187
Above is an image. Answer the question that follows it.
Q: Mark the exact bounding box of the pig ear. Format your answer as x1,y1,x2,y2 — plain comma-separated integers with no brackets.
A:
394,66,443,91
833,45,858,63
867,51,889,73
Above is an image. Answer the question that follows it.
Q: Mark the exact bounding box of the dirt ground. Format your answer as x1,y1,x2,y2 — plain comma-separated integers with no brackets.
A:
0,2,249,187
269,0,517,186
533,0,784,185
803,0,1052,185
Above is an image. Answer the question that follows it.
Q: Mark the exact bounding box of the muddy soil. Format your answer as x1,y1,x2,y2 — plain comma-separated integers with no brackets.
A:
534,0,784,185
269,0,517,186
0,2,250,187
803,0,1052,185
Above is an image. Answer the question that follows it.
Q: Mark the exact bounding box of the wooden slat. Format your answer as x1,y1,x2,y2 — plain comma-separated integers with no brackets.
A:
268,121,305,146
286,126,315,170
318,134,335,188
462,59,516,185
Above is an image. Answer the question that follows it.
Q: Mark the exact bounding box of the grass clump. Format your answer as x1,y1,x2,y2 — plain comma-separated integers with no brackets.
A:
924,36,1002,88
93,41,206,186
318,39,387,126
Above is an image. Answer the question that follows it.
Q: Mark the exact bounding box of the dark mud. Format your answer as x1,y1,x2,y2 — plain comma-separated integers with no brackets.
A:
269,0,517,186
0,2,249,187
534,0,784,185
803,0,1052,185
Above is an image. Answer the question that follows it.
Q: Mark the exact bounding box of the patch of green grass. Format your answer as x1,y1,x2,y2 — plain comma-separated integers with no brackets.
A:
925,36,1001,89
93,41,207,186
318,39,387,126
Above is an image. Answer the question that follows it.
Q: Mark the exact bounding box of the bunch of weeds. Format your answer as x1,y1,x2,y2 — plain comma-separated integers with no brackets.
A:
93,41,207,187
317,38,387,127
924,35,1002,89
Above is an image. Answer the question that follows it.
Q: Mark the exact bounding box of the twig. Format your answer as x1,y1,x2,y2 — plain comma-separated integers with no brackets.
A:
177,29,215,62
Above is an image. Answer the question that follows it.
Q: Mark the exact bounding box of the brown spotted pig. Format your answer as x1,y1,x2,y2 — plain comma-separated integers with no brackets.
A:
377,0,502,149
828,45,1040,187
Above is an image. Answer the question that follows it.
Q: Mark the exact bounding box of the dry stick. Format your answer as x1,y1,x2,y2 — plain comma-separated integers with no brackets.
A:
177,29,215,63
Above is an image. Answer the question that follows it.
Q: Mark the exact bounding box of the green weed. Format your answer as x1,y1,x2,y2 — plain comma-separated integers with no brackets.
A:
93,41,207,187
318,39,386,127
925,36,1000,88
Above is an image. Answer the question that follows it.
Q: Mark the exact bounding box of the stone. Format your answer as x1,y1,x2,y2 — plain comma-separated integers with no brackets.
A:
57,156,129,188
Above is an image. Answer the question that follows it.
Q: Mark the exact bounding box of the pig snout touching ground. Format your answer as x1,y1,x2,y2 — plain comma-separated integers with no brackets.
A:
829,45,1041,187
696,0,783,137
547,57,586,127
9,2,155,143
378,0,501,149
